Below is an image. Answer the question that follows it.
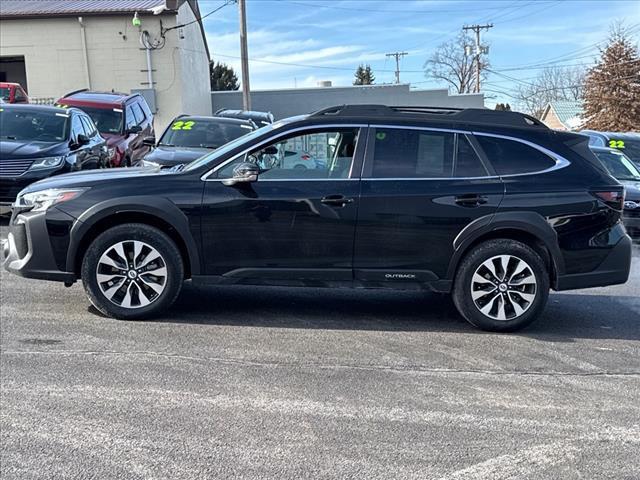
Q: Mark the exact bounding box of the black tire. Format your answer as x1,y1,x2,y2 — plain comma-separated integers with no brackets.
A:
81,223,184,320
452,239,549,332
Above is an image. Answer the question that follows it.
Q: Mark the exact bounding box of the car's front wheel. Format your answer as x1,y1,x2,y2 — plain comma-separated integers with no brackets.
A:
452,239,549,332
81,223,184,319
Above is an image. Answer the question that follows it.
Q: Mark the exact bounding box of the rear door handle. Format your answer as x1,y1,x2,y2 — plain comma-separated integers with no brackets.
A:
455,194,488,207
321,195,354,207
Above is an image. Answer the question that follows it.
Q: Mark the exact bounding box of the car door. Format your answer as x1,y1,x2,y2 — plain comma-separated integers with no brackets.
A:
353,125,504,286
79,114,106,168
200,125,366,284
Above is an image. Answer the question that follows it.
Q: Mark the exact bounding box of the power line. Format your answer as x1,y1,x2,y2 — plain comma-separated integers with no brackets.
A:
163,0,234,35
274,0,537,14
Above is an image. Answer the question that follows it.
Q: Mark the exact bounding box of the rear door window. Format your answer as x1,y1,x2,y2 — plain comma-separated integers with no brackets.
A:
369,128,455,178
475,135,556,175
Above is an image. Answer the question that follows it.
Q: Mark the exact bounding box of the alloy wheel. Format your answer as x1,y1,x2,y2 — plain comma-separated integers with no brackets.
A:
470,254,537,321
96,240,167,309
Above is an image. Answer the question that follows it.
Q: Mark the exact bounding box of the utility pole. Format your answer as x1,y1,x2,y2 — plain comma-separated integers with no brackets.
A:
238,0,251,110
463,24,492,93
386,51,408,84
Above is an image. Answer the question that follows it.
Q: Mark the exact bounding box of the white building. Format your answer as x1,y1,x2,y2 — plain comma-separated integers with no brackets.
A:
0,0,211,130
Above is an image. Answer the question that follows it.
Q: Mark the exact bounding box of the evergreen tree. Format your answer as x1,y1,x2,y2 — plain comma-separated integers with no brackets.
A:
583,27,640,131
353,64,375,85
210,60,240,91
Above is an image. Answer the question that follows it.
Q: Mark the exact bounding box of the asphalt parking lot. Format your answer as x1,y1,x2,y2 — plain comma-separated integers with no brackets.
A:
1,220,639,480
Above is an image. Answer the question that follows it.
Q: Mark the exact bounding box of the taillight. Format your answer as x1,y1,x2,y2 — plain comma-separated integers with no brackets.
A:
591,189,625,211
301,154,310,161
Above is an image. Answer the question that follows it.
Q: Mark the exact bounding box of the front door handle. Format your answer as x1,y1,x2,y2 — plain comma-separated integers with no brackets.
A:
321,195,354,207
455,194,488,207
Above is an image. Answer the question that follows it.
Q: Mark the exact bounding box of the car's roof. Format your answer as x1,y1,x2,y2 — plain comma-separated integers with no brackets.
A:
60,90,136,106
582,130,640,139
176,115,255,126
0,103,74,114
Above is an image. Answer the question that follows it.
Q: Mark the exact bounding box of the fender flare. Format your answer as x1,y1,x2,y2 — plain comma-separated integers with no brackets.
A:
65,196,201,275
446,211,565,280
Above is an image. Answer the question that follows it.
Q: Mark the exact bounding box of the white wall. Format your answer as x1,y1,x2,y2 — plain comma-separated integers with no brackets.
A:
176,1,211,118
0,9,210,131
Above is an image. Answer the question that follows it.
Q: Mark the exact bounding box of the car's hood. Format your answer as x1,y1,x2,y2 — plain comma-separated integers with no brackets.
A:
20,167,164,194
143,146,210,166
620,180,640,201
0,140,67,159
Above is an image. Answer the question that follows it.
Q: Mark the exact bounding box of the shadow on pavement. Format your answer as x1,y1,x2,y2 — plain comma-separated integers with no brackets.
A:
157,282,639,341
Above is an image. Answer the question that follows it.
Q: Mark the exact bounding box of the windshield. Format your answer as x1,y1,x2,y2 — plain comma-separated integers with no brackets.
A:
607,137,640,164
0,87,10,101
160,119,254,149
183,123,276,172
77,106,123,134
594,150,640,181
0,108,69,141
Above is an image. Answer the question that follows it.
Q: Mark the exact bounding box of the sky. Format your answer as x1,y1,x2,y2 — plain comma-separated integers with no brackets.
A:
200,0,640,107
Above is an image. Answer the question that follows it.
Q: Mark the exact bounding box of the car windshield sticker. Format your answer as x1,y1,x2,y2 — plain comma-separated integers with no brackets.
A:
171,120,195,130
55,103,69,108
113,108,123,113
609,139,625,149
376,132,387,140
55,113,69,118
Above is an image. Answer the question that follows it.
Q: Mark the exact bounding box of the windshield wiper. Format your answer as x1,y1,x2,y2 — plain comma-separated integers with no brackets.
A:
170,163,186,172
0,135,17,140
158,143,175,147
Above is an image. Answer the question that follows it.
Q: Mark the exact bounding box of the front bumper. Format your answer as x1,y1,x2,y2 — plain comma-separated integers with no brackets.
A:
3,208,77,283
556,233,632,290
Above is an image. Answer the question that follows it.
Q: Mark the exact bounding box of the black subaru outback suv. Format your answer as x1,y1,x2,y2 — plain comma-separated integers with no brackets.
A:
3,105,632,331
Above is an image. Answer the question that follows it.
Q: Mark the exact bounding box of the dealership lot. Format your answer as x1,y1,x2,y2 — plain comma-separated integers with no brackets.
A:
1,218,638,479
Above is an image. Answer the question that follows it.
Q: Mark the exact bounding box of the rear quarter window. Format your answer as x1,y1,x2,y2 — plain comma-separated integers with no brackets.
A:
475,135,556,175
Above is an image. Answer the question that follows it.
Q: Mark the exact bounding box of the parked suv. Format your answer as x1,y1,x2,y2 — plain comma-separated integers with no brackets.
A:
56,90,154,167
3,105,632,331
0,104,108,212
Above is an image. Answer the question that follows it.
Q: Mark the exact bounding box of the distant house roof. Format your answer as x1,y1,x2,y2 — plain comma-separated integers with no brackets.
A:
541,101,584,130
0,0,175,17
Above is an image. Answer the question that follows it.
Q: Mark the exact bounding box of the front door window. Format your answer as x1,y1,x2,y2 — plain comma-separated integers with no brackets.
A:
217,128,360,180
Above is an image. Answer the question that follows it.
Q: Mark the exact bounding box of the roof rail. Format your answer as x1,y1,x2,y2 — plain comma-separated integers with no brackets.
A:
309,104,548,129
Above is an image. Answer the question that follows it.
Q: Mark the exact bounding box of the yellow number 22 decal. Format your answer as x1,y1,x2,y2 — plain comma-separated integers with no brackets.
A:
609,139,625,149
171,120,195,130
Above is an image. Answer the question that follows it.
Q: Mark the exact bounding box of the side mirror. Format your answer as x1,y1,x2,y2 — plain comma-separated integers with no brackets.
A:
71,134,90,149
127,125,142,135
222,162,259,186
142,136,156,147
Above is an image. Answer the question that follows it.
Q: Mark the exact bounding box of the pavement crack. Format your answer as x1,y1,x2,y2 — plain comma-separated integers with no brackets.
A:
3,349,640,377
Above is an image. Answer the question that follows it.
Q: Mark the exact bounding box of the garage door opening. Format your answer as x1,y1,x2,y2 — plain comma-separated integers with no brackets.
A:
0,56,28,91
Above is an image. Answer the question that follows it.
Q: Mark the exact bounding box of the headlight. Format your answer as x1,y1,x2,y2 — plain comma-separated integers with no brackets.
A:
16,188,87,212
29,156,65,171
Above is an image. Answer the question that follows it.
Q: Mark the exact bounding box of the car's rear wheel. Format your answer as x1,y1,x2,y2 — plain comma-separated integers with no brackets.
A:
81,223,184,319
452,239,549,332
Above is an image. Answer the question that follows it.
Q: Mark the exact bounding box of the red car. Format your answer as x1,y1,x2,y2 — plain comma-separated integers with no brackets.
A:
56,90,154,167
0,82,29,104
